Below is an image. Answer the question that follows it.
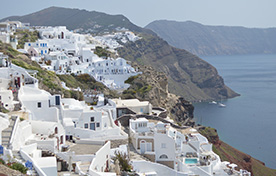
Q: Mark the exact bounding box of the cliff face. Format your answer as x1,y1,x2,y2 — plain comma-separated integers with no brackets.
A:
123,63,194,125
118,34,239,102
146,20,276,56
199,127,276,176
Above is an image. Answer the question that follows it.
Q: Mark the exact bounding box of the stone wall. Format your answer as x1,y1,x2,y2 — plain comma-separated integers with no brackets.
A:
157,160,175,169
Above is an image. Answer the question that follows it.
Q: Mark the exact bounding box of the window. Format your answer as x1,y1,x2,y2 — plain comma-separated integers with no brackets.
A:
37,102,41,108
96,123,100,127
90,117,94,122
84,123,88,129
159,154,168,159
60,136,63,144
161,143,166,148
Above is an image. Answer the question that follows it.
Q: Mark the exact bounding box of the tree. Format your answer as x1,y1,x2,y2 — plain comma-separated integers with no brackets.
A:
112,151,132,172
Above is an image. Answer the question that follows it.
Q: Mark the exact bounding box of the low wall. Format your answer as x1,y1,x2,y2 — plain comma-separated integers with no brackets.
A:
132,160,188,176
118,115,189,129
76,139,105,145
20,150,47,176
89,141,111,174
152,107,167,118
56,152,95,163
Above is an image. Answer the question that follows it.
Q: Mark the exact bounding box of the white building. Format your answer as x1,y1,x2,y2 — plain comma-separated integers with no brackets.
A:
61,97,123,140
113,98,152,117
26,26,140,90
19,86,61,122
129,118,251,176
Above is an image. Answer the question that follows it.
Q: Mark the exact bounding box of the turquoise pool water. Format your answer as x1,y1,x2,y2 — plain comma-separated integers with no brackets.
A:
185,158,197,164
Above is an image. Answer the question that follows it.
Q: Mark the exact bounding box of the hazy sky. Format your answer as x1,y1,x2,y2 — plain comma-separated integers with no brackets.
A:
0,0,275,28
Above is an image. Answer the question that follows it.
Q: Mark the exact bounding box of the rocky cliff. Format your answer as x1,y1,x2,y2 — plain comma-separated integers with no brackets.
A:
146,20,276,56
123,63,194,125
118,33,239,102
199,127,276,176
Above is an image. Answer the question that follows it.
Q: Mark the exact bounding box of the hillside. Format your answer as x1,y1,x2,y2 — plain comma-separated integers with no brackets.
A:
1,7,275,175
146,20,276,56
122,63,194,125
1,7,238,102
117,33,239,101
0,41,116,100
199,127,276,176
0,6,145,34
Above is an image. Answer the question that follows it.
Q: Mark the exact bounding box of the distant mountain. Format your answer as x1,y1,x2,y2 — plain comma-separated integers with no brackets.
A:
1,7,238,101
0,6,145,34
146,20,276,56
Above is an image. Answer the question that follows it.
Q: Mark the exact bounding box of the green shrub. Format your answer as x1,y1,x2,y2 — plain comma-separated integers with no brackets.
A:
94,46,112,58
112,151,132,172
0,158,5,165
9,162,28,174
124,75,138,84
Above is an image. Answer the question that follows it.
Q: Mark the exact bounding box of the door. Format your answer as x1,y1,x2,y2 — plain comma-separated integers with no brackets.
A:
146,142,152,152
90,123,95,130
140,140,146,154
17,77,20,87
55,96,60,105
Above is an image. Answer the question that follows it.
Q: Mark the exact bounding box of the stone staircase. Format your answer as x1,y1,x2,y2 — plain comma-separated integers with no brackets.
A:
42,150,69,171
12,151,38,176
1,116,17,148
78,162,90,174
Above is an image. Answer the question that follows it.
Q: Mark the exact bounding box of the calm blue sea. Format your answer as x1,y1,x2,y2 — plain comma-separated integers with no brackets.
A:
193,54,276,169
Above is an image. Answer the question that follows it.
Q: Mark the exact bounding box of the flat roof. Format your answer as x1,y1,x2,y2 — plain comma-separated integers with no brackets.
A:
69,143,104,155
112,98,150,108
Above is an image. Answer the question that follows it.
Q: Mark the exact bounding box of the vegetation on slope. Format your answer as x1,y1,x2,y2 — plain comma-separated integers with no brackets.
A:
1,6,238,102
199,127,276,176
123,75,152,99
94,46,113,58
14,29,39,49
57,74,118,98
0,42,110,101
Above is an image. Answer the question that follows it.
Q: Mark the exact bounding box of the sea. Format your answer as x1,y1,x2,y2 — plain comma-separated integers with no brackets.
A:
193,54,276,169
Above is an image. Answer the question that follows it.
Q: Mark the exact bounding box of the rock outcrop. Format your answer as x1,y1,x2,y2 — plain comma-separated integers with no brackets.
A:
123,63,194,125
199,127,276,176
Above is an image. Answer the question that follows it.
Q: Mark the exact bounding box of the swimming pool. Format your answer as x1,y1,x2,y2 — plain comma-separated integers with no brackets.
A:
185,158,198,164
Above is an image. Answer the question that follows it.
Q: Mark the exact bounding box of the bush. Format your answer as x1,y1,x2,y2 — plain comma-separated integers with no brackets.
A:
0,158,5,165
9,162,28,174
124,75,139,84
112,151,132,172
